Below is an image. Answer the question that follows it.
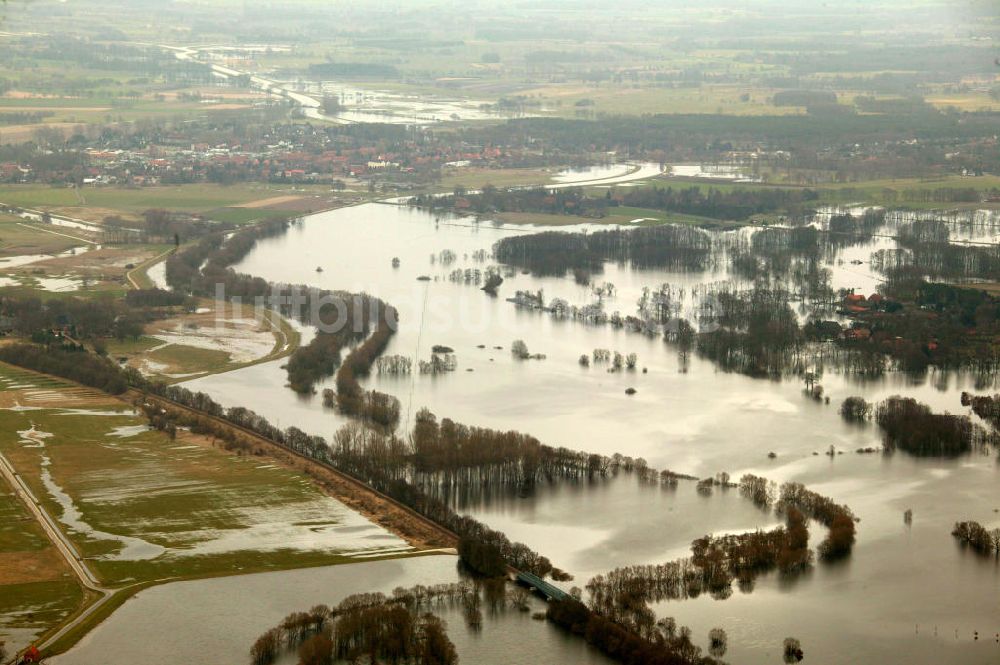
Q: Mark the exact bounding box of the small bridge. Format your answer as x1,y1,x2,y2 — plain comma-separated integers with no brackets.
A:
515,571,569,602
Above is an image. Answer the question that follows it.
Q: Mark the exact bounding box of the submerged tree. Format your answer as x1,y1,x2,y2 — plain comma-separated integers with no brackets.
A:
839,396,872,422
708,627,728,658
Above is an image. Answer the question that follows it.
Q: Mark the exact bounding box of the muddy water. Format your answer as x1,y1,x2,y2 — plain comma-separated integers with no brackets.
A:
51,555,612,665
179,203,1000,664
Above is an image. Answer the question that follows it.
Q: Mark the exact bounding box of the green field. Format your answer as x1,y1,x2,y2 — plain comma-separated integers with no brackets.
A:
0,216,83,257
0,363,410,588
0,466,85,653
103,302,299,383
0,184,322,219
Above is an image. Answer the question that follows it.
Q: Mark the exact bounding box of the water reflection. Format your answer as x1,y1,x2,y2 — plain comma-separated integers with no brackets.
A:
183,202,1000,664
52,556,613,665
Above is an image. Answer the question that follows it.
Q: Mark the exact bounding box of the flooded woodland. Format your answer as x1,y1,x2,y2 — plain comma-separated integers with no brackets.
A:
72,198,996,665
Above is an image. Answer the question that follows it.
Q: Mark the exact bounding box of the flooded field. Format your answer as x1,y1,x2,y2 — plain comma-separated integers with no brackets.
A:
0,364,410,594
180,200,1000,664
51,555,613,665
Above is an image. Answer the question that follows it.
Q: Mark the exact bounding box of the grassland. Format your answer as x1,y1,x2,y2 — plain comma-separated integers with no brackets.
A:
0,216,83,257
596,173,1000,210
522,84,812,118
0,243,168,299
0,363,412,589
0,360,429,655
0,461,85,654
104,300,300,383
435,167,554,191
809,175,1000,207
0,183,339,224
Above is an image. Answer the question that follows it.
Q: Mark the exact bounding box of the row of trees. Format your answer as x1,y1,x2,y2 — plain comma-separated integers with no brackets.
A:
162,210,406,401
165,217,289,297
585,515,811,628
250,585,467,665
739,474,857,560
493,225,714,277
416,183,817,223
0,292,150,341
281,292,397,397
324,408,691,500
457,537,508,577
777,482,856,560
0,343,129,394
619,185,818,221
334,304,401,429
546,598,715,665
740,474,857,560
123,288,191,309
412,409,629,490
575,475,851,656
133,381,561,579
872,242,1000,282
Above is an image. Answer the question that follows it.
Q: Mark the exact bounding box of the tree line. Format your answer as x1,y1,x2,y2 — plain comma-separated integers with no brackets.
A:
741,474,856,560
585,513,811,625
132,382,560,579
777,482,856,560
249,584,470,665
492,225,714,277
165,217,289,296
577,475,852,655
546,597,718,665
162,214,402,403
409,409,691,496
334,303,401,429
284,294,386,394
415,183,817,223
0,292,163,342
0,343,128,394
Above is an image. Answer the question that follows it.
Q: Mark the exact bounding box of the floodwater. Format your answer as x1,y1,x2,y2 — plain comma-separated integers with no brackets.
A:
145,260,166,289
39,454,167,562
670,163,761,183
51,555,613,665
172,202,1000,663
170,45,526,126
551,163,633,184
0,245,93,270
304,80,505,125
